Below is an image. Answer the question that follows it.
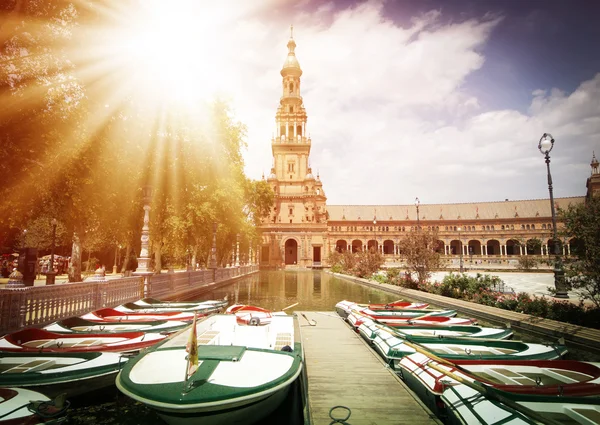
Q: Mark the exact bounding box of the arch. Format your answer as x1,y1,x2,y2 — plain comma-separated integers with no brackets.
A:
449,240,461,255
367,240,378,252
383,240,394,255
506,239,520,256
486,239,500,255
284,239,298,265
526,238,542,255
569,238,584,255
351,239,362,253
547,238,562,255
335,240,347,253
297,125,302,136
467,240,481,256
434,240,445,254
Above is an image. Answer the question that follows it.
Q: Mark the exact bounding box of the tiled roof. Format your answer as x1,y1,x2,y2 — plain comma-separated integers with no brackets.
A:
327,197,585,222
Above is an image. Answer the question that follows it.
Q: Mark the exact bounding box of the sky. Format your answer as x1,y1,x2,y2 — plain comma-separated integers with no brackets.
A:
164,0,600,205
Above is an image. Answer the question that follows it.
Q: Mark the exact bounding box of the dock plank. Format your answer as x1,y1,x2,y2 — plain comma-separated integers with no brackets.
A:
298,311,441,425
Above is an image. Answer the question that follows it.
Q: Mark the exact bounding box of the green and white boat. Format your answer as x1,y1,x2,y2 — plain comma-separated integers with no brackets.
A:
116,312,304,425
442,383,600,425
371,326,567,370
357,316,513,343
0,351,128,397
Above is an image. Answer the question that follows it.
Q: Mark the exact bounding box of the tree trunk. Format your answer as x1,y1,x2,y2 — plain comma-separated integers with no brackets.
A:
86,248,91,272
121,244,131,273
68,231,82,282
154,242,162,274
191,245,198,270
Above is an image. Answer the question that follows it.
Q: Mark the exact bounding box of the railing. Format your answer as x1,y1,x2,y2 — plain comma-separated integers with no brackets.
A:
0,265,259,335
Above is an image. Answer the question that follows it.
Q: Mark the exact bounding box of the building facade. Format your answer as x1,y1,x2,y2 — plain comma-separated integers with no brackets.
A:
258,35,599,269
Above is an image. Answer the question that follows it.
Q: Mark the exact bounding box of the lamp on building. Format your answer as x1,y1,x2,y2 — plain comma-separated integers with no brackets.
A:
46,219,57,285
457,226,464,273
415,197,420,229
538,133,569,298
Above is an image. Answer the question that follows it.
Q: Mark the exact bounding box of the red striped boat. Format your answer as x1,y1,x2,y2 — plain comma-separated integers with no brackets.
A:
81,308,196,322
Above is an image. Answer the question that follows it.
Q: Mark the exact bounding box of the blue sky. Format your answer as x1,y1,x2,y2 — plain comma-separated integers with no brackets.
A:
145,0,600,205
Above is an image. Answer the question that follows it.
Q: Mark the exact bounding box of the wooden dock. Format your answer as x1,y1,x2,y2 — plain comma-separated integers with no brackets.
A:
297,311,441,425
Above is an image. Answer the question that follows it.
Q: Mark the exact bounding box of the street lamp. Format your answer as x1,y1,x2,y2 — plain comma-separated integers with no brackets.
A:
457,226,464,273
415,197,420,229
113,242,119,274
538,133,569,298
46,219,57,285
210,222,217,269
373,217,377,253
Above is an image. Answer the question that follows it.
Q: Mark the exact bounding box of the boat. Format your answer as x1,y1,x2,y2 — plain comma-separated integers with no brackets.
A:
0,328,166,354
81,308,197,322
115,298,228,314
398,352,600,417
225,304,274,326
357,316,513,344
0,351,129,397
350,305,458,323
442,382,600,425
44,317,190,334
335,299,428,318
347,310,475,330
116,312,304,425
370,325,568,370
0,387,69,425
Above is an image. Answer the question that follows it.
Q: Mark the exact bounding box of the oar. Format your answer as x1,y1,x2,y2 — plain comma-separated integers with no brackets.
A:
424,360,563,425
282,302,299,311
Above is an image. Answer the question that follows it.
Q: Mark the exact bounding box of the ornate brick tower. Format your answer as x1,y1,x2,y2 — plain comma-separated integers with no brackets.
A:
259,28,328,268
586,151,600,199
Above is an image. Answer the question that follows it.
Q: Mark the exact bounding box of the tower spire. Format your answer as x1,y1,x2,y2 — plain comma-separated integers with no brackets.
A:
290,24,294,39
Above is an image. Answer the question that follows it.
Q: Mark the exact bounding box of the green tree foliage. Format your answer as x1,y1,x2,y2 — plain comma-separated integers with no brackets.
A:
399,229,442,283
559,196,600,308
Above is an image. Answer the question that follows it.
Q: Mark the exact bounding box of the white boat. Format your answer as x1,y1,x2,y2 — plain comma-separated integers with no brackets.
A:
0,352,128,397
0,387,68,424
115,298,228,314
442,383,600,425
116,313,304,425
347,310,475,330
44,317,190,334
357,316,513,344
370,325,568,370
335,299,429,318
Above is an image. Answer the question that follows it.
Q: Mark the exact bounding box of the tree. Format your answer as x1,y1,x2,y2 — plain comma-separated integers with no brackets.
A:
399,229,442,283
559,196,600,308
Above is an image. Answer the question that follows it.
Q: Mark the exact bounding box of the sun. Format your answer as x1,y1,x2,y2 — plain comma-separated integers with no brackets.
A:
99,0,229,107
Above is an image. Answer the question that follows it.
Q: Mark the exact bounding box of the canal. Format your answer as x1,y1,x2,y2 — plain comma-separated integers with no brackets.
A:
66,270,599,424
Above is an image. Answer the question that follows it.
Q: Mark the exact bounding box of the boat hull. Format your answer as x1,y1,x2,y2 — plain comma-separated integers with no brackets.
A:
155,384,292,425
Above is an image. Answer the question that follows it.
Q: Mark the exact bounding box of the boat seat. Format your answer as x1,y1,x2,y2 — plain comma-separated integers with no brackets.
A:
273,332,293,351
2,359,56,374
22,340,53,348
198,330,220,345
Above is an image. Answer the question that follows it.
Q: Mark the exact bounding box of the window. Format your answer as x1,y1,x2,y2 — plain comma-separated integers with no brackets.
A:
288,106,293,113
289,208,293,215
532,224,535,229
501,225,505,230
287,162,295,173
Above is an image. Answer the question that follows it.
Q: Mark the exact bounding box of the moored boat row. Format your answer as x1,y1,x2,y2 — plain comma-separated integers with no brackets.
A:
336,298,600,425
0,297,229,423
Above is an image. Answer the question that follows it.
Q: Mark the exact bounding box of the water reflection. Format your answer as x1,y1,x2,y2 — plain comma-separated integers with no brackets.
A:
200,270,400,312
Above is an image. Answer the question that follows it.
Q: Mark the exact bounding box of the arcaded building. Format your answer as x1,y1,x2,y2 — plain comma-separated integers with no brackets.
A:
258,35,600,269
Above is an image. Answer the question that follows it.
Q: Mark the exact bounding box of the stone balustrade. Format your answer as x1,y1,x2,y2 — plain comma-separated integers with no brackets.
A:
0,265,258,334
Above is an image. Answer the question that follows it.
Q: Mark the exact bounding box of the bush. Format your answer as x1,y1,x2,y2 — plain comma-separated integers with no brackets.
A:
495,294,519,311
330,264,343,274
372,273,388,284
517,256,539,270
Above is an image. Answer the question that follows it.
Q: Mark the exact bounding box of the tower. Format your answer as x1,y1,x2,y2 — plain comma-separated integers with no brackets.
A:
586,151,600,199
259,28,328,268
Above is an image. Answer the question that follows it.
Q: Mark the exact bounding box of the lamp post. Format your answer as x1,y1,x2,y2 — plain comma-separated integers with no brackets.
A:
457,226,464,273
538,133,569,298
210,223,217,269
134,185,153,297
46,219,57,285
415,197,420,229
112,242,118,274
373,217,377,253
235,233,240,267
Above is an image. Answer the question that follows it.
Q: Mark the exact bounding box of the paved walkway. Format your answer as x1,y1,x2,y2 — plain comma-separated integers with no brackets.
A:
429,271,587,303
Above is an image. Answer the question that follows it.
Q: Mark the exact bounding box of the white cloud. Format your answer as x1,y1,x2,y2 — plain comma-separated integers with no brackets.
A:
193,0,599,205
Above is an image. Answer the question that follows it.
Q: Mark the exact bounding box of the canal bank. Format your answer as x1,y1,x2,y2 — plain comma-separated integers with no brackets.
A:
329,271,600,356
